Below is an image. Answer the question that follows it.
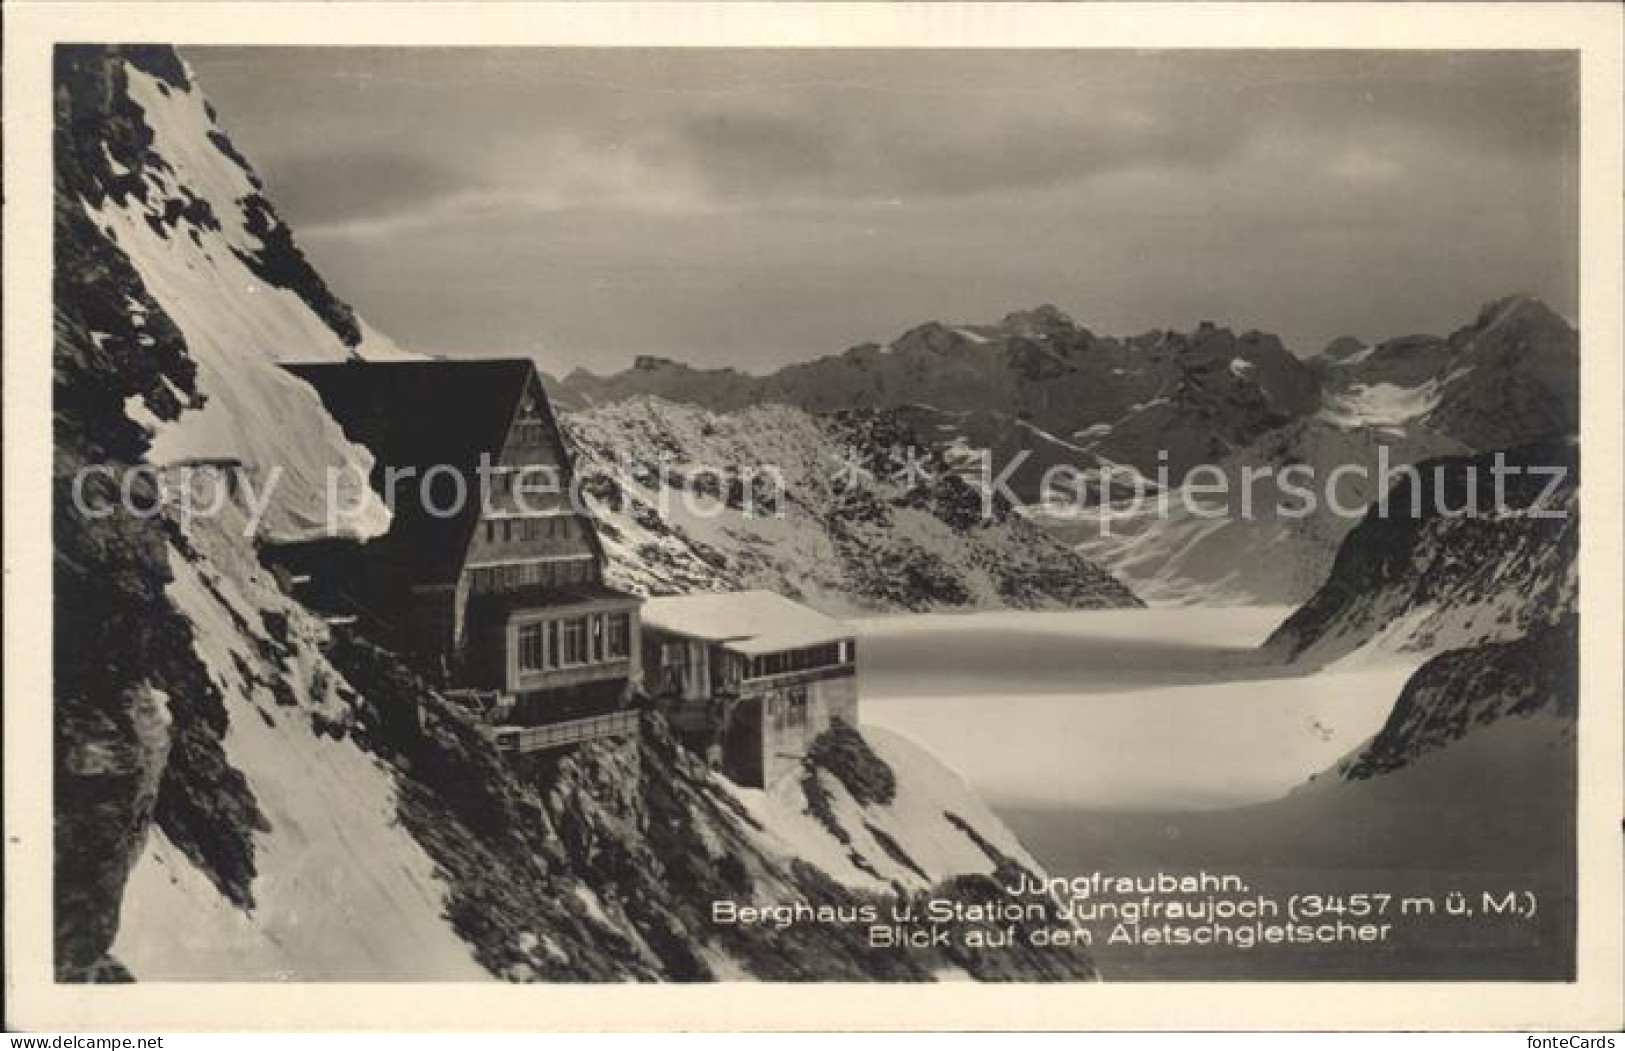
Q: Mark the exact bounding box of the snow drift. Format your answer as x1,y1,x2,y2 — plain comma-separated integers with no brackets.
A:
62,45,404,543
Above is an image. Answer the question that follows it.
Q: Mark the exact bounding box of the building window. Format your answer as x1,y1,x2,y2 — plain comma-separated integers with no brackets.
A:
606,612,630,659
518,622,544,671
742,643,847,680
590,614,605,662
484,521,495,543
560,617,587,665
658,641,688,693
546,620,561,669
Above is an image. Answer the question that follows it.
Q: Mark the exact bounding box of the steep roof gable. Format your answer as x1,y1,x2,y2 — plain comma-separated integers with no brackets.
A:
283,358,551,582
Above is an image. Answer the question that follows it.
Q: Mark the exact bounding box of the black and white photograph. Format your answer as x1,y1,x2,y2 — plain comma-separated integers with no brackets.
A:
8,0,1624,1033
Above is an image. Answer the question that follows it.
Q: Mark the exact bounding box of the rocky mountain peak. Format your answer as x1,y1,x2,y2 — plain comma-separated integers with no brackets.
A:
887,320,970,357
997,303,1078,338
1470,293,1566,334
631,354,686,372
1318,335,1370,362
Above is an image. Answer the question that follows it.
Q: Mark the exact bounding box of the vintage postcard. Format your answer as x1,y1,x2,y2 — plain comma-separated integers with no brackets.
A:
4,0,1622,1033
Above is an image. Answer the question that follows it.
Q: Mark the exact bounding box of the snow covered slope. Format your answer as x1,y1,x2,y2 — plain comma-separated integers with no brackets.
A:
726,726,1045,894
109,508,487,980
1262,441,1578,666
1060,298,1577,606
1267,619,1577,978
1335,616,1576,780
60,45,406,542
106,500,1079,981
563,396,1141,613
1324,295,1579,454
1057,414,1468,605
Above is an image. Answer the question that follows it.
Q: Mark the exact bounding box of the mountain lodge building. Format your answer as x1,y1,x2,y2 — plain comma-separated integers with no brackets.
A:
278,359,643,747
640,591,859,787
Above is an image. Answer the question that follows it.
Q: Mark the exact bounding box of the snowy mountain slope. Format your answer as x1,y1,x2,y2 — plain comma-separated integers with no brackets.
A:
59,45,406,543
725,726,1044,894
1238,432,1581,974
1316,295,1578,453
1104,683,1578,978
1269,619,1576,977
57,77,484,969
1056,414,1469,605
110,508,488,980
561,396,1142,613
317,634,1093,982
1262,441,1578,666
1059,297,1576,605
54,45,1091,982
105,501,1089,981
1335,615,1576,780
895,403,1151,506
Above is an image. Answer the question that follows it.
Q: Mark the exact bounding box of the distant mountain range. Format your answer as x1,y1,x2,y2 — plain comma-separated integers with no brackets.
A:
549,294,1577,605
552,304,1322,479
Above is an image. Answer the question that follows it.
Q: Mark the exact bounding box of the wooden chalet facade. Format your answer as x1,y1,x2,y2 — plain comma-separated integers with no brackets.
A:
279,359,642,750
640,591,859,787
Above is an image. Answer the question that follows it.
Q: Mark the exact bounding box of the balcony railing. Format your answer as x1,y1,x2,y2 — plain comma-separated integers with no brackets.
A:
483,709,641,755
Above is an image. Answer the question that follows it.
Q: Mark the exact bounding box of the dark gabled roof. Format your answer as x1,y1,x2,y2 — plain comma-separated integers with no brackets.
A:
283,358,544,583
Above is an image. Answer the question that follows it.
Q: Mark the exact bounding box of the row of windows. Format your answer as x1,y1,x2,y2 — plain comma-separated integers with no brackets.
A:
517,611,631,672
468,556,596,595
746,641,852,681
483,516,576,545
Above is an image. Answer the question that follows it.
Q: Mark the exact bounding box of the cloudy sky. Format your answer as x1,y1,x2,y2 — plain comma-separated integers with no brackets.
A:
186,48,1577,374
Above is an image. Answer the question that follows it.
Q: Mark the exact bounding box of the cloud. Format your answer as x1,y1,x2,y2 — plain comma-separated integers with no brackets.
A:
183,47,1578,373
253,149,481,226
196,47,1577,224
630,94,1249,205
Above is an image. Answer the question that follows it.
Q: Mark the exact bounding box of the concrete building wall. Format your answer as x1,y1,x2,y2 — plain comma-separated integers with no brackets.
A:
739,668,859,788
640,623,862,788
